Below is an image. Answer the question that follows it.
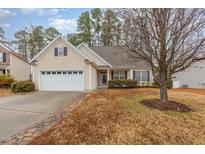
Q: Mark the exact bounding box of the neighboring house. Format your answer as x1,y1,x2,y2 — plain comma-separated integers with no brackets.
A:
173,60,205,88
30,35,153,91
0,42,30,80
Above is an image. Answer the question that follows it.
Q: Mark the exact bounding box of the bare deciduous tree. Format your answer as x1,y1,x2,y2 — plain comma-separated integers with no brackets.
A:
119,8,205,103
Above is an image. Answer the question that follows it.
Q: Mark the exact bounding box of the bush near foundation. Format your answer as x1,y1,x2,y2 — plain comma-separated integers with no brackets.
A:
0,75,15,88
11,80,35,93
108,79,138,88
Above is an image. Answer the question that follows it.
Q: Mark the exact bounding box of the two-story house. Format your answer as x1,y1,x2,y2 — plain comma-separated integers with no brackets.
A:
0,42,30,80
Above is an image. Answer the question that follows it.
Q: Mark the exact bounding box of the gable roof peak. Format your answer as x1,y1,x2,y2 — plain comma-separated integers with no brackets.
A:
30,34,90,63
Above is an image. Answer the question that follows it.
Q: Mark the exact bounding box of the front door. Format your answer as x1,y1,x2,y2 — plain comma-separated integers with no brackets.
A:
99,72,107,86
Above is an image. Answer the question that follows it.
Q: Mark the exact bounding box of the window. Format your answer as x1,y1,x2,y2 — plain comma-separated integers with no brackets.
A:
142,71,148,81
54,47,67,57
52,71,56,74
0,53,2,62
133,70,150,81
73,71,78,74
113,71,126,80
68,71,72,74
134,71,141,81
119,71,125,79
58,47,64,56
57,71,61,74
79,71,83,74
41,71,46,75
62,71,67,75
47,72,51,75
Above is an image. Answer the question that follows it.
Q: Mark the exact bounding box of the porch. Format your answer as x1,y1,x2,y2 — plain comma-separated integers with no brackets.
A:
97,69,153,88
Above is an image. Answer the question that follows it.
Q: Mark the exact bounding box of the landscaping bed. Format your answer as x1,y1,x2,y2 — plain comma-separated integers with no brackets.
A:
140,99,193,112
29,88,205,145
0,88,13,96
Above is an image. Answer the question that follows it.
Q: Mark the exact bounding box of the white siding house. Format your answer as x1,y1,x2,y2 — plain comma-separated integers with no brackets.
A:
173,60,205,88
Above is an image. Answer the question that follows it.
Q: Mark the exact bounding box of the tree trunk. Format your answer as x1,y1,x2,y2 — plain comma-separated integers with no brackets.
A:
159,69,168,103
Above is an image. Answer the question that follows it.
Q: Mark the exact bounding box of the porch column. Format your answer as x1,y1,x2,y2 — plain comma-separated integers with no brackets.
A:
149,70,152,86
89,63,92,90
130,69,133,79
107,69,110,83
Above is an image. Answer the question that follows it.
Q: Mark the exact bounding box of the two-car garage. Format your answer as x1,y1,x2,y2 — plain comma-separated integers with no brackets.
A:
39,70,84,91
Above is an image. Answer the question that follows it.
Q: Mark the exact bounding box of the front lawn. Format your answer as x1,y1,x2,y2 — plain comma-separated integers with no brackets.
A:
30,88,205,144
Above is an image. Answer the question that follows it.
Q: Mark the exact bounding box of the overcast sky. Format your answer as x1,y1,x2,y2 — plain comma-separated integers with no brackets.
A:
0,8,91,41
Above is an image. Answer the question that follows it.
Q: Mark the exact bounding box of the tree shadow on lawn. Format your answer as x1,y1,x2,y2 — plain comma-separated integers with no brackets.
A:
140,99,194,112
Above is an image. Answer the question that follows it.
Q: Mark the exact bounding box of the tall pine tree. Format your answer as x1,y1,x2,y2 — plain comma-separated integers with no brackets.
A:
13,28,30,59
101,9,120,46
77,11,92,46
67,33,81,46
91,8,102,46
45,27,61,43
28,26,45,59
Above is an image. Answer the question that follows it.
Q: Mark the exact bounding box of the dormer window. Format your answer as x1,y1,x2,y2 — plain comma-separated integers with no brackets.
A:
54,47,68,57
58,47,64,56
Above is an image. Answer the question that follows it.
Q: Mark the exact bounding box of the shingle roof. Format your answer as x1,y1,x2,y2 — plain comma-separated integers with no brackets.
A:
90,46,151,69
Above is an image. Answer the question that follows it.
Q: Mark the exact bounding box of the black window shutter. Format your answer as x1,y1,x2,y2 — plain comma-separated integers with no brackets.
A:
147,71,150,82
54,48,58,56
64,47,67,56
125,71,127,79
133,71,135,80
3,53,6,62
111,71,113,80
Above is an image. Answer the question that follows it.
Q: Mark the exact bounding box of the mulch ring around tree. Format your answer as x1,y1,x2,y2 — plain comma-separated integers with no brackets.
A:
140,99,194,112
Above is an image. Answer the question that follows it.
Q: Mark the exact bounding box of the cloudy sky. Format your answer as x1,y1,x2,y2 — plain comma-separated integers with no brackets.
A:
0,8,91,41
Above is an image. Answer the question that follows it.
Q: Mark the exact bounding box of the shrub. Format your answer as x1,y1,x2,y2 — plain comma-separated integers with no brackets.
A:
11,80,35,93
0,75,15,88
152,79,173,89
108,79,138,88
182,84,188,88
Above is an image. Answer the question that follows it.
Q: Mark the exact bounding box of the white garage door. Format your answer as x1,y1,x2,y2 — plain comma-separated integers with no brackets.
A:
39,70,84,91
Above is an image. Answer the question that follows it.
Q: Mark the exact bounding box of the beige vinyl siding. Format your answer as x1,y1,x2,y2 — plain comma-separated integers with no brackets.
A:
91,65,98,90
32,37,91,90
84,62,90,90
8,54,30,80
0,46,10,65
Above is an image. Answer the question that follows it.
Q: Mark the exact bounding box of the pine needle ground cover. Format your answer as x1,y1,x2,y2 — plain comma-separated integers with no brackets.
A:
30,88,205,144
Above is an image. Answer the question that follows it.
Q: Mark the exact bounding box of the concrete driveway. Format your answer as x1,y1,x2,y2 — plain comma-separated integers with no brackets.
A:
0,91,83,142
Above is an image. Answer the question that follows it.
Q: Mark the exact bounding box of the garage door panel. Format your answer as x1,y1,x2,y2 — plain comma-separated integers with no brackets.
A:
39,70,84,91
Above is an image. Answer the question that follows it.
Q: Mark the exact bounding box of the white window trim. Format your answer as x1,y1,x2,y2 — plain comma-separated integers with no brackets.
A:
0,52,3,62
113,70,126,80
134,70,150,82
56,47,65,57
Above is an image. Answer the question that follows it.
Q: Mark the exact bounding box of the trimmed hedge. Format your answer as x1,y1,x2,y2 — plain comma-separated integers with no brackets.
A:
11,80,35,93
108,79,138,88
0,75,15,88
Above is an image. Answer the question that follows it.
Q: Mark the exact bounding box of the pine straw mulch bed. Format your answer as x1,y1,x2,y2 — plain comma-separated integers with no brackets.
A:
0,88,13,96
29,88,205,145
141,99,193,112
